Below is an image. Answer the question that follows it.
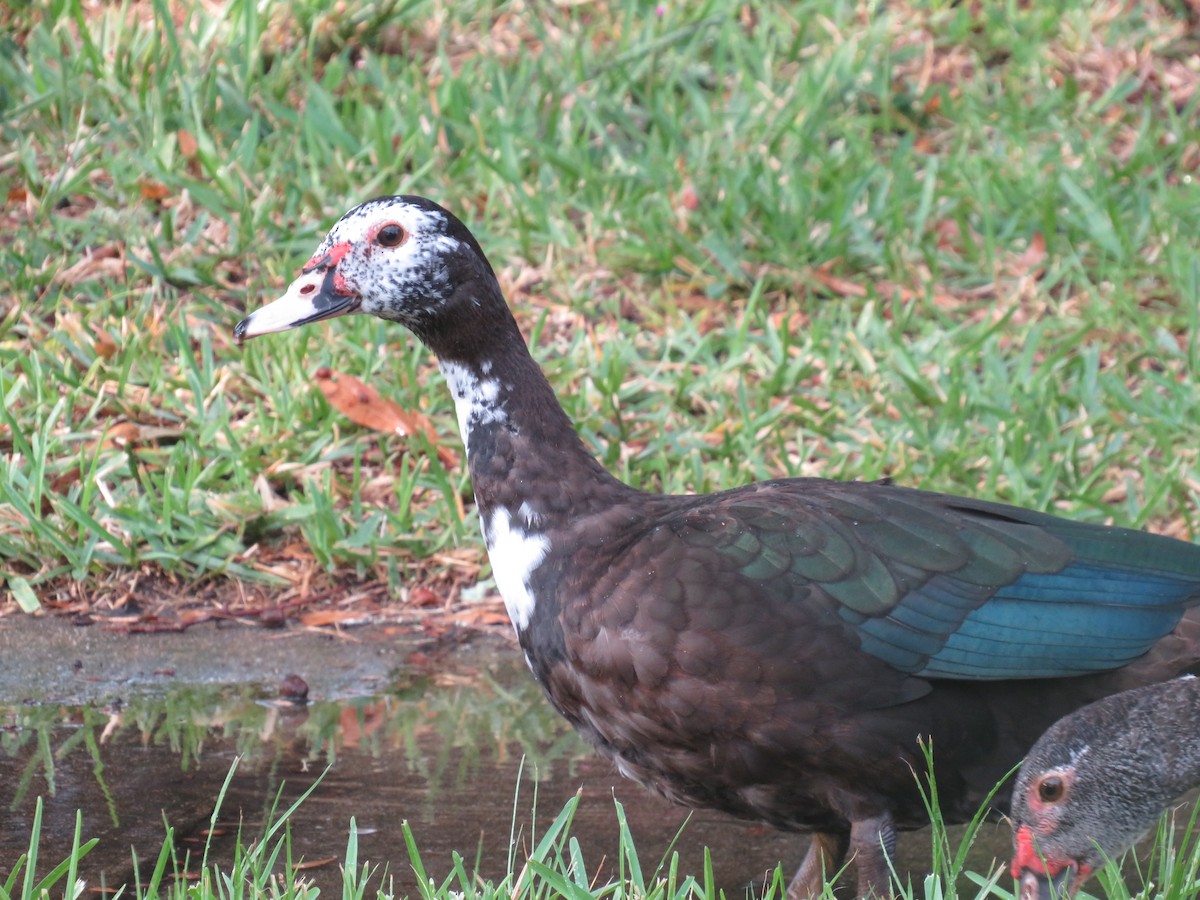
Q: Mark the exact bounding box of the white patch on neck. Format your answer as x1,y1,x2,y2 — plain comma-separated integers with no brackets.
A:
439,360,506,454
486,507,550,633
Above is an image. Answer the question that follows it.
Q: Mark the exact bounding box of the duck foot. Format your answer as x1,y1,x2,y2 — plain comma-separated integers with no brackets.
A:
785,814,897,899
849,813,897,899
787,831,849,900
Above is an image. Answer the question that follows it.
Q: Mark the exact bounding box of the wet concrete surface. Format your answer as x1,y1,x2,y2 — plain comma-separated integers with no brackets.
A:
0,614,1021,897
0,614,405,703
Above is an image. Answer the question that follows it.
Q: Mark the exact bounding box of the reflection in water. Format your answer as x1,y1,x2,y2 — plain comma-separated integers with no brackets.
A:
1,639,1015,896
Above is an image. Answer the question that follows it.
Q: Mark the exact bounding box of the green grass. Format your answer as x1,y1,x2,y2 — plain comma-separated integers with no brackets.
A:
6,781,720,900
6,760,1200,900
1,0,1197,601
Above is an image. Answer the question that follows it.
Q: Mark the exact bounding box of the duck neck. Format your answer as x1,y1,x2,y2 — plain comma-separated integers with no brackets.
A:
429,299,632,533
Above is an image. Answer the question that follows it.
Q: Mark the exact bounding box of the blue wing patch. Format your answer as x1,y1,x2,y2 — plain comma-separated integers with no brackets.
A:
849,562,1199,679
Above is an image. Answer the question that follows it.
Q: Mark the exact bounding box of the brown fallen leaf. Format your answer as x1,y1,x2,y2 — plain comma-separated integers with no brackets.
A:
43,469,83,515
408,585,443,607
809,263,868,299
312,367,458,467
292,857,338,871
101,421,140,448
177,129,198,160
933,218,972,255
299,608,363,627
678,181,699,211
49,469,81,495
452,606,512,628
55,243,127,287
178,129,202,178
1003,232,1047,280
139,179,170,202
93,328,119,359
275,541,317,561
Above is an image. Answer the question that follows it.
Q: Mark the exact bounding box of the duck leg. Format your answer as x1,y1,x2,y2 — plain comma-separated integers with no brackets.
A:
787,832,849,899
849,813,897,899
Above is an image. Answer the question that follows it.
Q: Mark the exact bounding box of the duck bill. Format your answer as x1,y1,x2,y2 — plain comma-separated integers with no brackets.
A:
234,266,360,344
1019,867,1076,900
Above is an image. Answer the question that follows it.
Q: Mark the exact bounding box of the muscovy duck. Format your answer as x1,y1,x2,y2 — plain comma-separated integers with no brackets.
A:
1011,676,1200,900
235,195,1200,898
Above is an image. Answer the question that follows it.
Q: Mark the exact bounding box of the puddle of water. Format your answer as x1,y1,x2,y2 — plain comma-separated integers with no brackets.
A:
0,617,1017,896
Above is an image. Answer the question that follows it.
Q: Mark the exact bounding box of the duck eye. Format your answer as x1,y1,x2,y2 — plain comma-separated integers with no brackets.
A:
1037,776,1065,803
376,223,407,248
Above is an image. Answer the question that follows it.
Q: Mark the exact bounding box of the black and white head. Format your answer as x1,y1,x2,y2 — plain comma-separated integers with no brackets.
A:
235,195,498,345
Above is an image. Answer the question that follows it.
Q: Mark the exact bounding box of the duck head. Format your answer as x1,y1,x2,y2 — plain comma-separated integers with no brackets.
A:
1010,710,1187,900
1010,763,1089,900
235,195,498,346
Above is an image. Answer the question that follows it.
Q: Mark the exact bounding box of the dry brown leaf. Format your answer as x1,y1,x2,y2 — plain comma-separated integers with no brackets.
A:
41,468,83,515
102,421,140,448
1003,232,1047,280
810,263,868,299
49,470,81,495
56,244,127,287
934,219,972,255
279,541,316,561
93,329,118,359
452,606,511,627
314,367,427,435
313,367,458,467
292,857,338,871
808,262,960,310
768,310,810,334
299,608,362,627
408,585,442,607
177,129,198,160
139,179,170,202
